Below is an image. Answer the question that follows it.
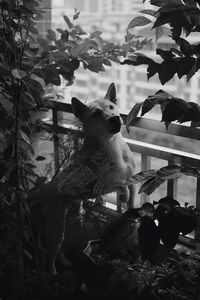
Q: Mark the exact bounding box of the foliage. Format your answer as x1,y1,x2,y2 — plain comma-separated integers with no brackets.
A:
0,0,151,297
122,0,200,84
123,0,200,198
83,200,198,300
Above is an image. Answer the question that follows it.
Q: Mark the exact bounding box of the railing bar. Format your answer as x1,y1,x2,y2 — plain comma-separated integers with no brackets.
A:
43,100,200,140
52,108,60,172
122,117,200,141
195,178,200,240
140,154,151,205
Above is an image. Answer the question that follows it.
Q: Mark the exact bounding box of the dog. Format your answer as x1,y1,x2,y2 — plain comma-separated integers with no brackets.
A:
37,83,135,274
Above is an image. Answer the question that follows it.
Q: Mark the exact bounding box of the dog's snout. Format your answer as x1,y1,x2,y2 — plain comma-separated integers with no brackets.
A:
110,115,120,124
108,116,122,134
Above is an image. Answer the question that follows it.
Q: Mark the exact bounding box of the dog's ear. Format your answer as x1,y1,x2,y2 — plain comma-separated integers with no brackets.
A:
104,83,117,104
71,97,86,121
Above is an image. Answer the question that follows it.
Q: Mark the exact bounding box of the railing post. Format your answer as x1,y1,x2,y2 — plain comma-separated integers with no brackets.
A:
52,107,60,172
116,192,122,213
167,160,178,199
140,154,151,205
195,178,200,240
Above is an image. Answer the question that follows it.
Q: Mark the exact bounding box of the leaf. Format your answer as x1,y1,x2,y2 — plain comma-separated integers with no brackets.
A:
181,166,200,178
127,16,151,31
3,144,13,160
139,177,165,195
140,9,157,17
102,59,112,66
131,170,157,184
50,51,69,62
77,39,90,54
0,160,6,179
162,98,191,123
152,14,171,28
176,38,193,56
147,61,160,79
141,90,171,116
61,29,69,42
126,102,143,132
24,77,44,95
35,155,46,161
47,29,56,41
24,249,32,260
63,15,73,28
180,102,200,123
157,165,183,179
158,61,177,85
0,64,9,77
37,37,50,51
18,129,31,146
73,10,80,20
156,49,175,60
176,57,196,79
35,176,47,188
12,69,26,79
21,92,36,109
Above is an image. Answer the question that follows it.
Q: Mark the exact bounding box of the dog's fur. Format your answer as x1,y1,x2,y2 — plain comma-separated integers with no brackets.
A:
37,83,135,274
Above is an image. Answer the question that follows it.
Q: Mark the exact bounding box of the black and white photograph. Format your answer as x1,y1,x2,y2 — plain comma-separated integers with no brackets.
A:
0,0,200,299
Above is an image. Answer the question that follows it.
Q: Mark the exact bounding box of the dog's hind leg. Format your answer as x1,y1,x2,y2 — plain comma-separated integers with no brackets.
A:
42,200,68,275
127,184,136,208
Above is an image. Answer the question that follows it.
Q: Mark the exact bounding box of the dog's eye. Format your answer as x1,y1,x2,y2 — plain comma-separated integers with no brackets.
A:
93,109,102,117
109,105,114,110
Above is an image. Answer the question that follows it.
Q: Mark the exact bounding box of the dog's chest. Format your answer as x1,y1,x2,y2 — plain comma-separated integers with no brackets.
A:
56,135,134,197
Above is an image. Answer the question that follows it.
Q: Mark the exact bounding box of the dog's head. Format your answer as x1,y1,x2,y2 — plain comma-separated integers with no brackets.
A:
71,83,123,137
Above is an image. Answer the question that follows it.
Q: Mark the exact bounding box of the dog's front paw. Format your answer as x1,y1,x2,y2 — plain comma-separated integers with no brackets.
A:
118,186,130,202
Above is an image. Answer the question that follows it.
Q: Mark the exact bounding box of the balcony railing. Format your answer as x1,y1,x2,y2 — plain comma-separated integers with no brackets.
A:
41,99,200,243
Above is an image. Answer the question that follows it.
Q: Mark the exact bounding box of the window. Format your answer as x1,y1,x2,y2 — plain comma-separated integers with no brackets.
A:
76,79,87,88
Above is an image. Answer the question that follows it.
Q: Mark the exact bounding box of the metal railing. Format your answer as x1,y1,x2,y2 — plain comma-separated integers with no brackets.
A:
42,99,200,241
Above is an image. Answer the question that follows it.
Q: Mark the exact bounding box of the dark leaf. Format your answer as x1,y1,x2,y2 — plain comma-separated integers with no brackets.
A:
180,102,200,122
152,14,171,28
126,102,143,132
43,66,61,86
47,29,56,41
156,49,175,60
0,64,9,77
162,98,191,123
176,57,196,78
176,38,193,56
147,61,160,79
170,48,183,57
35,155,46,161
24,77,44,95
63,15,73,28
0,160,6,179
37,37,50,51
127,16,151,31
139,177,165,195
158,60,177,85
35,176,47,188
61,29,69,42
3,144,13,160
